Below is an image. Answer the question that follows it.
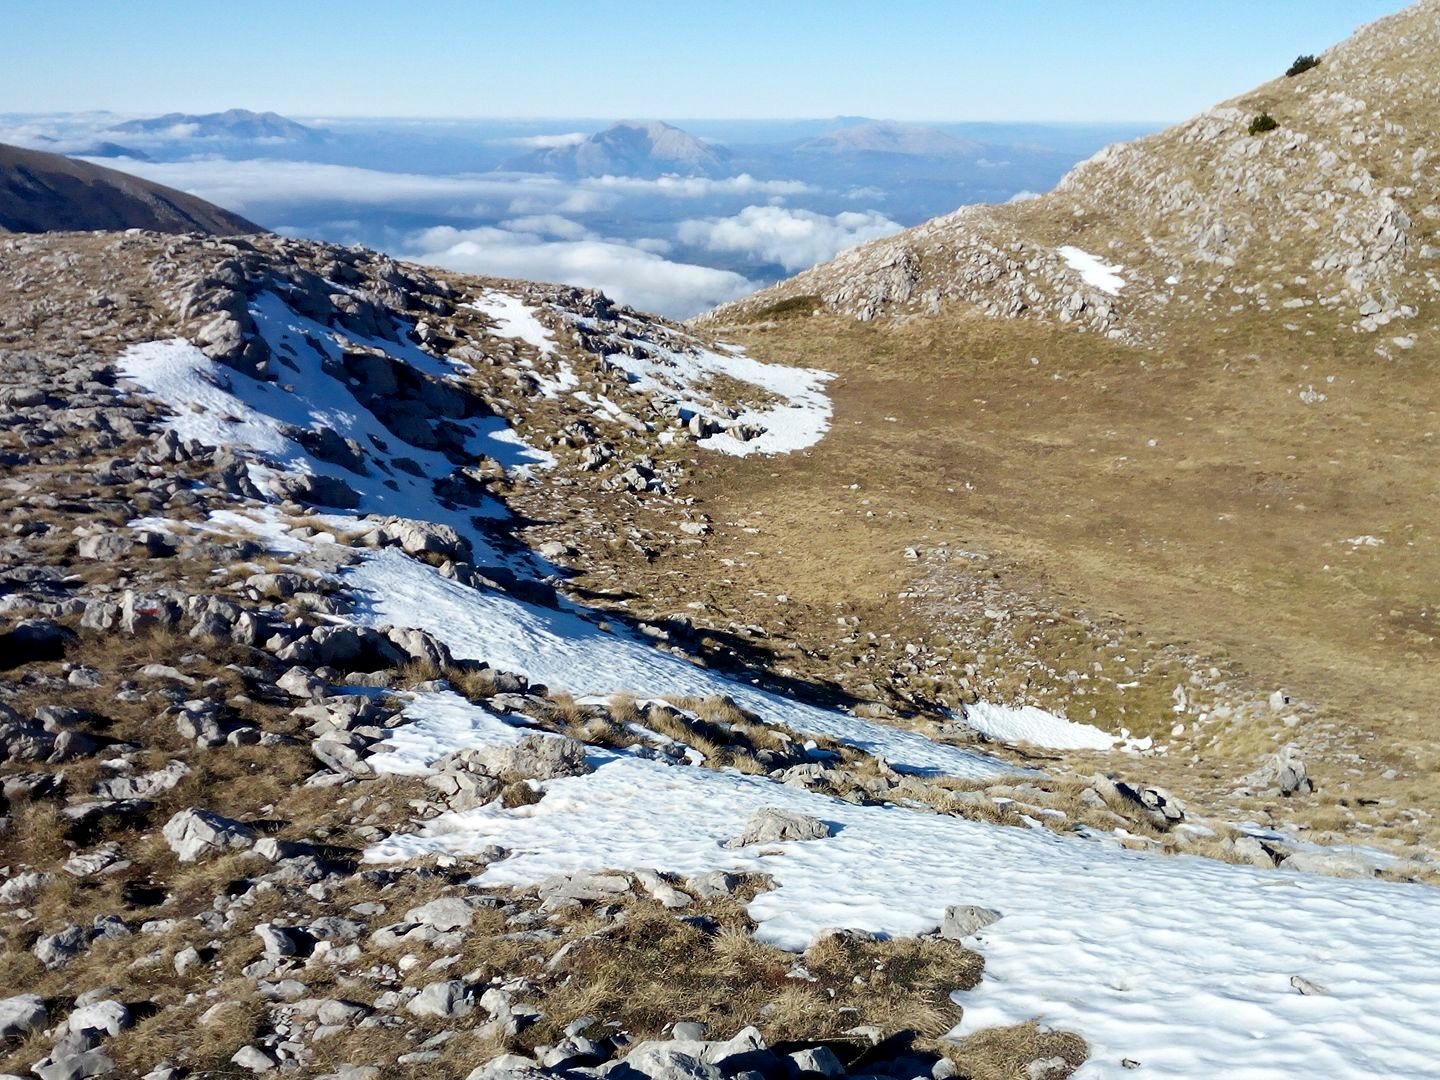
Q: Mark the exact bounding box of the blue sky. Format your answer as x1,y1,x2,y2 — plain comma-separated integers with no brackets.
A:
6,0,1406,122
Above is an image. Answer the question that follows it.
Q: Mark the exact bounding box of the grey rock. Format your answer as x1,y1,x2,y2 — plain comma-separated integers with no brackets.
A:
63,999,131,1038
407,980,471,1019
459,734,590,781
230,1045,277,1073
76,533,132,560
685,871,740,899
723,807,832,848
32,1049,115,1080
34,923,87,968
465,1055,550,1080
92,760,189,800
0,993,47,1037
255,922,307,960
162,808,257,862
940,904,1002,940
405,896,482,932
789,1047,845,1077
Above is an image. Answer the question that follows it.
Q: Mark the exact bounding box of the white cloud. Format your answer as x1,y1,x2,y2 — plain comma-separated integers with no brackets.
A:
80,158,810,218
497,132,588,149
1007,189,1041,202
588,173,812,199
401,225,755,319
677,205,903,272
498,214,594,240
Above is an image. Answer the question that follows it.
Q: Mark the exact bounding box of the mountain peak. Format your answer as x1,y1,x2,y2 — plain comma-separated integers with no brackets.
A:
502,119,731,178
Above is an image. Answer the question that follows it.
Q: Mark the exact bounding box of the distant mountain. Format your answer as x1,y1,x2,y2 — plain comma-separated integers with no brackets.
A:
796,120,982,158
72,140,150,161
502,120,732,177
108,108,319,142
0,142,263,235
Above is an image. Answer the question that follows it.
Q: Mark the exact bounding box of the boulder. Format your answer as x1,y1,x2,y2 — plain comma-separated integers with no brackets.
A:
458,735,590,782
407,980,472,1019
940,905,1002,940
162,808,257,862
723,808,832,848
0,993,47,1038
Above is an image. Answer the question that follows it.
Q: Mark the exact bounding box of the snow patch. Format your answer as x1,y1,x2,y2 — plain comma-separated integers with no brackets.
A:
957,701,1126,752
597,335,833,457
1058,245,1125,295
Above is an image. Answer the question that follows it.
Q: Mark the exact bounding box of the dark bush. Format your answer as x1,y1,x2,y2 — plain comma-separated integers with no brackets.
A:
1286,54,1320,77
1248,112,1280,136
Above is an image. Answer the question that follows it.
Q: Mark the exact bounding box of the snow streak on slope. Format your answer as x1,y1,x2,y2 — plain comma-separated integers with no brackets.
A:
1057,245,1125,295
345,548,1007,779
468,291,578,398
958,701,1133,751
368,694,1440,1080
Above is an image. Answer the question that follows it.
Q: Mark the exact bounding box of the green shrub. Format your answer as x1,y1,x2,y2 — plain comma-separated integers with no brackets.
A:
1286,54,1320,77
1248,112,1280,136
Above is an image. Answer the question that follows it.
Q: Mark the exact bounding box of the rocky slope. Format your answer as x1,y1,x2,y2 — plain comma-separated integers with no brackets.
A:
0,143,263,236
4,226,1438,1079
704,0,1440,344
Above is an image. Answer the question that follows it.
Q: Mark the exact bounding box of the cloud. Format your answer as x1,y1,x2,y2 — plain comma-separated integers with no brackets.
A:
1007,189,1041,202
498,132,588,149
81,158,810,218
677,205,902,272
498,214,594,240
401,225,755,319
587,173,812,199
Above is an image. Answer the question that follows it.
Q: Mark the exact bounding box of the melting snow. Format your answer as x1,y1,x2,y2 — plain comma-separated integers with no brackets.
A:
1058,246,1126,295
597,335,833,457
468,291,578,398
119,292,555,564
344,549,1007,779
957,701,1128,751
368,694,1440,1080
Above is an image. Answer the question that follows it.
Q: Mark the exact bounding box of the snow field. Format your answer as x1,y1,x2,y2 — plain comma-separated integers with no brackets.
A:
367,693,1440,1080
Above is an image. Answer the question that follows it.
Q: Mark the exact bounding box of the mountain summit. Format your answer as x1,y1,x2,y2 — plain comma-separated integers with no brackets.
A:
503,120,733,177
708,0,1440,343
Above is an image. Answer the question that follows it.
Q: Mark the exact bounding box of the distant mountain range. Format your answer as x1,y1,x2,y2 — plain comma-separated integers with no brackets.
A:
501,120,732,178
0,142,262,235
108,108,320,142
794,120,983,158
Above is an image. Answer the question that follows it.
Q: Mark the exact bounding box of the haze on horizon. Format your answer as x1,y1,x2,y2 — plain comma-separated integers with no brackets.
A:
5,0,1407,124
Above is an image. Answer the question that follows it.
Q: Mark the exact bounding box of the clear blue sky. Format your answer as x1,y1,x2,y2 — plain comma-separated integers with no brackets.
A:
5,0,1407,122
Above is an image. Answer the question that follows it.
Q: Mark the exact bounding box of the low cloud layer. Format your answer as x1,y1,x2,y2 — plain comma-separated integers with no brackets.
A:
88,158,809,218
678,205,902,271
402,224,754,318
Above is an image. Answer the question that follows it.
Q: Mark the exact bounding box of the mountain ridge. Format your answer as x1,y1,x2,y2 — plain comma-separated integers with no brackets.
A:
703,0,1440,346
0,141,264,235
